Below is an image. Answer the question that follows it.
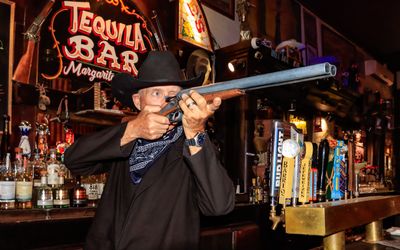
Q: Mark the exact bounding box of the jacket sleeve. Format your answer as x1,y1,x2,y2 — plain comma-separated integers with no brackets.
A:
183,134,235,216
64,122,135,176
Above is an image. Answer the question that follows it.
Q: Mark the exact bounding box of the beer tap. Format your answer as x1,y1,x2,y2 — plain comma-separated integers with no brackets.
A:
317,139,330,202
269,205,282,230
267,121,285,230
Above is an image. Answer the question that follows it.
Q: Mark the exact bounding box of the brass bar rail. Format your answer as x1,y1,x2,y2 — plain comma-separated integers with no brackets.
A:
285,195,400,236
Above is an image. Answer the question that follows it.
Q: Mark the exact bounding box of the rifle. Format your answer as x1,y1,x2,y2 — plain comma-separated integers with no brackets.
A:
160,63,336,122
12,0,55,84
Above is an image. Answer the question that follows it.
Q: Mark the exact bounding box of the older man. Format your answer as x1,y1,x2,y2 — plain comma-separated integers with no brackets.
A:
64,51,235,250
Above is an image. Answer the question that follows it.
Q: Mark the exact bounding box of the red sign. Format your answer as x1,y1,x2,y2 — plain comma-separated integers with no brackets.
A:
177,0,213,52
40,0,157,83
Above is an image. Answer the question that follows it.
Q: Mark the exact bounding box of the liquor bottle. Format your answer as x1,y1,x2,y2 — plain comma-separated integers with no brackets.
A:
46,149,60,188
0,114,10,160
36,174,53,209
57,152,71,183
15,157,33,209
82,175,99,207
72,175,87,207
31,148,47,188
0,153,15,209
255,177,264,204
18,121,32,158
96,173,107,200
53,174,70,208
36,123,50,159
249,178,256,204
13,147,23,177
262,177,269,203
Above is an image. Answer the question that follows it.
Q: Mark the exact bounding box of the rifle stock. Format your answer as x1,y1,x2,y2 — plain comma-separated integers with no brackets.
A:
12,0,55,84
159,63,336,122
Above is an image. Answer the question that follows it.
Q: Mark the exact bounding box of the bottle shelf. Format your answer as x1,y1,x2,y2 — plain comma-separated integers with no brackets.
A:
14,82,137,126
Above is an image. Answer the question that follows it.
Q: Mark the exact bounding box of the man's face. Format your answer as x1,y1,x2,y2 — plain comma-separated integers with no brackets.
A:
132,85,182,110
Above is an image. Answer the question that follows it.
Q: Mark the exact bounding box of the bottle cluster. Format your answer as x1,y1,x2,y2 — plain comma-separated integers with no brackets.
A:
248,177,268,204
0,115,106,210
0,147,106,209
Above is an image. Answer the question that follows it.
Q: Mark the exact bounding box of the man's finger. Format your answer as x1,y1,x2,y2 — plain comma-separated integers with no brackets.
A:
208,97,222,112
190,91,206,107
143,105,162,113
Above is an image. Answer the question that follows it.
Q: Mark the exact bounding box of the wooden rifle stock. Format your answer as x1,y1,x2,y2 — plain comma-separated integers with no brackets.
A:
13,40,37,84
201,89,245,102
159,63,337,122
12,0,55,84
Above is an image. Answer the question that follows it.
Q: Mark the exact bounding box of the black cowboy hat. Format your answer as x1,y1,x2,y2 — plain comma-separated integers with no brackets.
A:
112,51,204,108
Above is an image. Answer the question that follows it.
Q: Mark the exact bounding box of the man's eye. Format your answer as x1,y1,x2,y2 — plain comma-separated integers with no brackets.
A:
151,91,161,97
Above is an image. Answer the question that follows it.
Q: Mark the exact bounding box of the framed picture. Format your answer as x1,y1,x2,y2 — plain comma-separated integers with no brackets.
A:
201,0,235,19
0,0,15,130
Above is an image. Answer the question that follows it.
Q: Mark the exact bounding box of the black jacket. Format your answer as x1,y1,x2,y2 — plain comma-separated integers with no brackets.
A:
64,123,235,250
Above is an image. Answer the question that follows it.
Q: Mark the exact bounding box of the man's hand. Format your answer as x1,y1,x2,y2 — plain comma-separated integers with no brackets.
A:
179,90,221,140
121,105,170,146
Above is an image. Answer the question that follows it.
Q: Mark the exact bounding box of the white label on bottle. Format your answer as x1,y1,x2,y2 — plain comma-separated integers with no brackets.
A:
33,179,41,187
54,199,70,205
97,183,105,199
16,181,33,201
83,183,98,200
0,181,16,200
37,200,53,206
47,163,60,185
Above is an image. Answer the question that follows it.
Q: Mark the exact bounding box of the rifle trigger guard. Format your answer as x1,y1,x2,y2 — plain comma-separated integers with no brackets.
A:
167,110,183,123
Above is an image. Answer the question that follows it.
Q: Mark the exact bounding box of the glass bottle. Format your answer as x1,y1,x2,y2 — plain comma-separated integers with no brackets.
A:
255,177,264,204
0,114,10,160
0,153,15,209
31,148,47,188
18,121,32,159
36,123,50,159
96,173,107,200
15,157,33,209
82,175,99,207
53,173,70,208
46,149,60,188
36,174,53,209
13,147,23,177
72,175,87,207
249,178,256,204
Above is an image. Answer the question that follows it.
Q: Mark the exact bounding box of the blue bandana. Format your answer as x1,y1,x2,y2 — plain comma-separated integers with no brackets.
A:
128,126,183,184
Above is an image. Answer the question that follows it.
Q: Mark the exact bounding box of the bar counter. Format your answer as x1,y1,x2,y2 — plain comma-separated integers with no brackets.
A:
0,207,96,224
0,203,271,250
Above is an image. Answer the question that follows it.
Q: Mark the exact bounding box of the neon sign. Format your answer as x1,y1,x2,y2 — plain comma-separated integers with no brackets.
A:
41,0,156,83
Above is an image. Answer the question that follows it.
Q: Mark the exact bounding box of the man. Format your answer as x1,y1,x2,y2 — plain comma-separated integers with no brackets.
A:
64,51,235,250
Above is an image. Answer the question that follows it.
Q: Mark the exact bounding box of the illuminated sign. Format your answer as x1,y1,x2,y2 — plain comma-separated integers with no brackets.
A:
289,115,307,135
40,0,157,83
178,0,213,52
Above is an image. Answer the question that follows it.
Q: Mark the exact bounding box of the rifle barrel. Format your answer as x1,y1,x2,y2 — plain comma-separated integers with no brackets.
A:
178,63,336,98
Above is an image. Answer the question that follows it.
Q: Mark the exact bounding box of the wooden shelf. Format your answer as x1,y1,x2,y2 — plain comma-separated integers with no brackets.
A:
0,207,96,224
72,109,137,126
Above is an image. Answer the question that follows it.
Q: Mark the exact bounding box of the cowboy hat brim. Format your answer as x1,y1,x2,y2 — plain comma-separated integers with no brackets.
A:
111,72,204,108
